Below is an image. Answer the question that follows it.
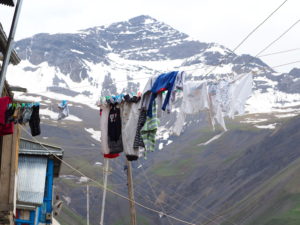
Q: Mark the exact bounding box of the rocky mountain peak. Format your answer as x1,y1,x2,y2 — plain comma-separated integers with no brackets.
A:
289,67,300,77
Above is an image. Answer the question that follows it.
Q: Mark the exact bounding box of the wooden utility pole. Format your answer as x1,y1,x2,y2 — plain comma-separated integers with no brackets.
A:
126,160,137,225
87,184,89,225
100,159,109,225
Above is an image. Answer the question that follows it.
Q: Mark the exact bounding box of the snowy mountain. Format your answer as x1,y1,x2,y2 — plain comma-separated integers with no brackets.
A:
6,15,300,225
6,14,300,116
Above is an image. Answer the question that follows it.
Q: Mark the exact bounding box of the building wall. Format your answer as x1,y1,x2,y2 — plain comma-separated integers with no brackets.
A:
0,124,20,225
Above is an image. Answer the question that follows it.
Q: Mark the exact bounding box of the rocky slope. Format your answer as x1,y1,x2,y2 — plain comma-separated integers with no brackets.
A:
5,15,300,225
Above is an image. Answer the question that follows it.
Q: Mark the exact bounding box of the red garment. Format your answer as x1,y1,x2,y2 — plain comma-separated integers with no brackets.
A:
0,96,14,136
0,123,14,136
0,96,10,125
157,87,167,93
104,153,120,159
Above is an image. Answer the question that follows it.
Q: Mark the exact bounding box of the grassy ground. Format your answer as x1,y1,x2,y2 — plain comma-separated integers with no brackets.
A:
112,215,151,225
55,205,88,225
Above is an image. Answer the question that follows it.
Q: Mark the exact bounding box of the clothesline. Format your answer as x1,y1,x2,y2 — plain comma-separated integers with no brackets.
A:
19,125,199,225
13,56,298,103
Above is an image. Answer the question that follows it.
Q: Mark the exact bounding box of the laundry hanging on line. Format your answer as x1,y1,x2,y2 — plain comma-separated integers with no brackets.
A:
99,94,142,160
57,100,69,120
98,71,185,161
0,98,41,137
98,70,253,161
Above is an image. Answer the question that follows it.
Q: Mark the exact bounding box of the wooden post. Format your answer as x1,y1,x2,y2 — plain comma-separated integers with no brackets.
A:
100,159,109,225
87,184,89,225
126,160,137,225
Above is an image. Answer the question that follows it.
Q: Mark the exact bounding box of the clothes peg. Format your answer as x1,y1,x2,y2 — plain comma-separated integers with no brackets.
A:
61,100,67,106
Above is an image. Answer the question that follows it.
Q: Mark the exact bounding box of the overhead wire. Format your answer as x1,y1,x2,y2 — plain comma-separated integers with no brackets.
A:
137,166,239,225
255,19,300,58
184,0,290,75
109,158,222,225
139,165,237,225
11,0,293,108
109,158,194,223
271,60,300,69
13,2,297,225
17,3,298,223
198,157,300,225
187,18,300,77
232,0,289,52
19,125,198,225
140,165,175,225
65,149,235,225
258,47,300,57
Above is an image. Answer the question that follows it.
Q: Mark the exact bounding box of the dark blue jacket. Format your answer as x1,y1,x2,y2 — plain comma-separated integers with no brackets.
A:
147,71,178,117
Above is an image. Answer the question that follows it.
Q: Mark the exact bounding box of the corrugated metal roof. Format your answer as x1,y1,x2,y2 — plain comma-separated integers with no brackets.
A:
17,156,47,205
19,138,63,155
0,0,16,7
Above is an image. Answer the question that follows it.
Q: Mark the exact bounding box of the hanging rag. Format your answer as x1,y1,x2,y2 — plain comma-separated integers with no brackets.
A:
172,81,210,135
133,109,147,151
147,71,178,117
29,105,41,136
58,100,69,120
209,93,227,131
107,104,123,154
227,74,253,118
141,102,160,154
0,97,10,124
100,105,121,158
139,75,163,117
0,97,14,136
22,107,33,124
166,71,185,113
100,104,110,156
120,99,140,161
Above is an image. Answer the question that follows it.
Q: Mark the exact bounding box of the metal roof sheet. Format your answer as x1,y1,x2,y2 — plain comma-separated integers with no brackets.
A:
17,156,47,205
0,0,16,7
19,138,63,155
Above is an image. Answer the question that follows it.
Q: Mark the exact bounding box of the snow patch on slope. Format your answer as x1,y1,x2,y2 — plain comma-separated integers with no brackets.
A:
85,128,101,141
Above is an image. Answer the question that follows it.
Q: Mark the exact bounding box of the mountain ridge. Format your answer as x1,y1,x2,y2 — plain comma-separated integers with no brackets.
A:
4,15,300,225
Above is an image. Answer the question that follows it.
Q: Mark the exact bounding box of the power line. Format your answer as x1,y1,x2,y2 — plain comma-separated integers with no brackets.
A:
132,162,239,225
19,125,198,225
272,60,300,68
232,0,289,52
258,47,300,57
187,0,290,76
255,19,300,57
18,57,297,101
110,159,223,225
10,1,292,101
140,166,175,225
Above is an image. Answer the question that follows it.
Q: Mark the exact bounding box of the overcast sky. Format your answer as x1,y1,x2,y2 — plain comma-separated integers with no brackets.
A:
0,0,299,72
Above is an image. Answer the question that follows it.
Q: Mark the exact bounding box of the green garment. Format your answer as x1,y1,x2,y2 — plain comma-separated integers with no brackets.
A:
141,102,160,154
